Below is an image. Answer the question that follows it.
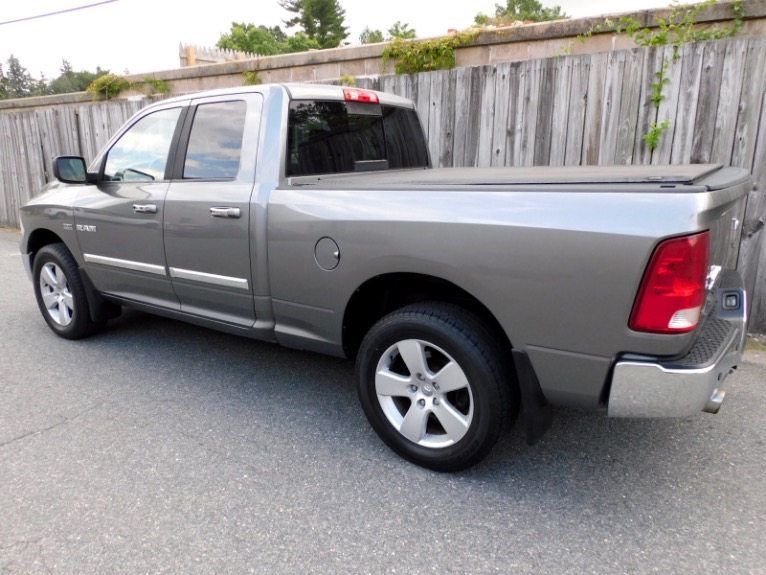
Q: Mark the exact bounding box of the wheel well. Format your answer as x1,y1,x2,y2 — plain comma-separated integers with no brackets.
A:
26,229,65,258
342,273,510,358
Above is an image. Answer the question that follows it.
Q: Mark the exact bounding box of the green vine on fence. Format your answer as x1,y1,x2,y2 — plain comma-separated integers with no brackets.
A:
243,71,263,86
382,29,479,75
141,76,170,95
580,0,743,151
86,74,172,101
340,74,357,87
86,73,131,100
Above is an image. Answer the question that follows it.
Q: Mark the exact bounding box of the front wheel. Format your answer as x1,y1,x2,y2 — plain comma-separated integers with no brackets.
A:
32,243,102,339
355,303,517,471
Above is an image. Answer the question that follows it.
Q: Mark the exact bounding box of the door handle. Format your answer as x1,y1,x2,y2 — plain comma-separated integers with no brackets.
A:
133,203,157,214
210,207,241,218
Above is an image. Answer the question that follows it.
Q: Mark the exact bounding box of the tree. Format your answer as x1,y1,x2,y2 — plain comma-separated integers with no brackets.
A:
0,64,8,100
475,0,568,25
360,27,384,44
3,55,35,99
33,74,52,97
387,21,417,40
218,23,289,56
217,22,320,56
48,60,105,95
284,31,322,52
279,0,349,48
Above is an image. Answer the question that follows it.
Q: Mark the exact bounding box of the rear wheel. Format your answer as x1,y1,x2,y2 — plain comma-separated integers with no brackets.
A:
33,243,102,339
356,302,517,471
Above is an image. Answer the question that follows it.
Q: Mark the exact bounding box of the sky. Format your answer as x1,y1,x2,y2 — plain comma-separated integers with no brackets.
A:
0,0,673,80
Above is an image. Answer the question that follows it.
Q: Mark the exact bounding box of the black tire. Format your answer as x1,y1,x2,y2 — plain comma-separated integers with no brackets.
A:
355,302,517,472
32,243,102,340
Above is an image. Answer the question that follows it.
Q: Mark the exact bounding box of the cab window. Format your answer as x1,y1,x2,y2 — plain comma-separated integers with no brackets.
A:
103,107,182,182
183,101,247,179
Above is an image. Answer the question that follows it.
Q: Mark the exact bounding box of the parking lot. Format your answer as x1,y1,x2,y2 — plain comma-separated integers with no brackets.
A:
2,227,765,575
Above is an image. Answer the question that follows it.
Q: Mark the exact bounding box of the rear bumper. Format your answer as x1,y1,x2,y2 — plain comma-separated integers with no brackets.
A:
608,280,747,418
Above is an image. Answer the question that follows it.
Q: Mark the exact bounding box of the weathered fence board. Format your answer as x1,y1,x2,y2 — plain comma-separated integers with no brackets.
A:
691,43,726,163
490,62,511,168
599,50,626,165
532,58,556,166
1,37,765,332
582,51,608,165
564,55,590,166
731,37,766,171
452,67,476,167
652,45,683,165
477,65,497,168
713,40,749,165
614,49,643,165
428,70,457,168
671,43,705,164
548,56,572,166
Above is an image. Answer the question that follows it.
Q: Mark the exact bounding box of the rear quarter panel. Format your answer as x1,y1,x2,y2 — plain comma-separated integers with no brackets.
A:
267,181,749,407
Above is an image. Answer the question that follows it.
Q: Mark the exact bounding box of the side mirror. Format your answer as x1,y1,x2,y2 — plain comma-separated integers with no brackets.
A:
53,156,92,184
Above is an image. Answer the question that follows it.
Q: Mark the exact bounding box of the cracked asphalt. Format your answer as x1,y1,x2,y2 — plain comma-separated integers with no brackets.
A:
1,227,766,575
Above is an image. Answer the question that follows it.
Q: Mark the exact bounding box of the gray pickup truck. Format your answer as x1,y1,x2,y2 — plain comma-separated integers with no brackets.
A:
20,83,751,471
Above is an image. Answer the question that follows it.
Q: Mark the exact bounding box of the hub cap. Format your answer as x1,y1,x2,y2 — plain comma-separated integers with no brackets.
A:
375,339,473,448
39,263,74,327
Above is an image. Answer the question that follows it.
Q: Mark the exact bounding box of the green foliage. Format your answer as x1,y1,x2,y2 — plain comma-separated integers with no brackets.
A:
284,31,322,52
86,73,130,101
217,22,320,55
360,27,384,44
141,76,170,95
243,71,263,86
648,61,671,109
382,30,478,75
475,0,568,25
611,0,743,55
279,0,349,49
643,120,671,151
580,0,744,152
340,74,356,86
218,23,288,56
387,21,417,40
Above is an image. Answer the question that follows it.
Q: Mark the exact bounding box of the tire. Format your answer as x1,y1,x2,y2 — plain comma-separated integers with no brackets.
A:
32,243,102,340
355,302,517,472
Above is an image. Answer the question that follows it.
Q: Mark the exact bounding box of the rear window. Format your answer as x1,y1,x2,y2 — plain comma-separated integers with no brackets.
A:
286,100,429,177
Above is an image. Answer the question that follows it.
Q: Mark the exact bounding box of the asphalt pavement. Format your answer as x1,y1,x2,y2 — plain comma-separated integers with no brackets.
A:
1,227,765,575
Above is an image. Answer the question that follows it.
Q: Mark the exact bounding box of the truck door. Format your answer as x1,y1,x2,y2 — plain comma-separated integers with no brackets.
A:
74,105,184,309
163,93,263,327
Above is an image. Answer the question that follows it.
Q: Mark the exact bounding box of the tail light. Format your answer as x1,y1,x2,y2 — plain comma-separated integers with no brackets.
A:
629,231,710,334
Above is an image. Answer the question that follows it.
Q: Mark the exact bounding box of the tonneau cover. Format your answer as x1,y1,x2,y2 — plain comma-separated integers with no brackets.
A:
289,164,748,190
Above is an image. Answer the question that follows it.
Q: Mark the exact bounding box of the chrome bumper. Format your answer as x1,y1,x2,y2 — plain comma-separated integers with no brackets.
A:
608,281,747,418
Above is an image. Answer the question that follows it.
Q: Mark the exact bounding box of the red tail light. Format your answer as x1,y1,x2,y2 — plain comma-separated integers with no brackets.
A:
343,88,380,104
629,231,710,334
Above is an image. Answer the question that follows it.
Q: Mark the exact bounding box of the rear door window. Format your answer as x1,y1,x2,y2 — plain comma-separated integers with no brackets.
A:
183,101,247,179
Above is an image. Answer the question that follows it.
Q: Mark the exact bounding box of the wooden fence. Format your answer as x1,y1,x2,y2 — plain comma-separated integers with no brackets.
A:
1,37,765,332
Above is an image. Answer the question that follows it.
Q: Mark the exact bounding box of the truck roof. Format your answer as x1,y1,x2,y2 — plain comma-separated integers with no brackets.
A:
138,83,415,110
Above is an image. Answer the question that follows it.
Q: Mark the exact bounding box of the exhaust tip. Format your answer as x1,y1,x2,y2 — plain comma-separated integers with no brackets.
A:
703,388,726,414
